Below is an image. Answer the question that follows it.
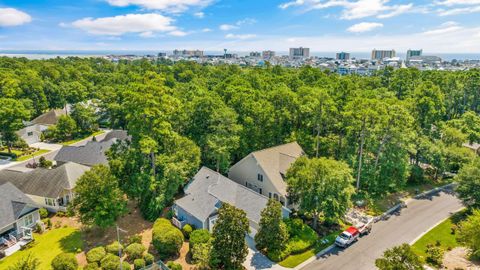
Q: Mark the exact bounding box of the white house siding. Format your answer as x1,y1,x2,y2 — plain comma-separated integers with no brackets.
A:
16,210,40,236
228,155,287,206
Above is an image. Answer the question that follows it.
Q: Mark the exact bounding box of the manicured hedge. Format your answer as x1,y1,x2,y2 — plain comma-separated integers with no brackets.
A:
51,253,78,270
125,243,146,260
134,258,146,270
100,254,130,270
166,261,182,270
144,253,155,265
189,229,211,250
86,246,106,263
105,241,123,255
152,218,184,259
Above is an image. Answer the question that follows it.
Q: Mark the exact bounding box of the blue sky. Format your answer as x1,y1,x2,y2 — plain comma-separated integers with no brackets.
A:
0,0,479,52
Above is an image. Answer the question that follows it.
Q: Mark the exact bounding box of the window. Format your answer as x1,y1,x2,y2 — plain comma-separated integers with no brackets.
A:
257,173,263,182
45,198,55,206
274,194,279,200
24,214,34,227
259,188,262,195
27,132,33,136
269,192,272,198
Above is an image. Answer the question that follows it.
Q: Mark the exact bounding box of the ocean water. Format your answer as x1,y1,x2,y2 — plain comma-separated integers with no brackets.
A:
1,50,479,61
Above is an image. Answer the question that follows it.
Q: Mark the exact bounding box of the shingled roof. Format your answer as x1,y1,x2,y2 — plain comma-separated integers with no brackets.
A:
0,162,90,198
31,109,67,126
54,140,116,167
250,142,304,195
175,167,285,226
0,182,38,229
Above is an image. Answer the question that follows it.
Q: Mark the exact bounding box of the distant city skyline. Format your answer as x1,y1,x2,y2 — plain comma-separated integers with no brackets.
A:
0,0,480,53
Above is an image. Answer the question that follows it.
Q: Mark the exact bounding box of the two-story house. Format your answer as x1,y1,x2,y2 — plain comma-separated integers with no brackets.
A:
228,142,304,207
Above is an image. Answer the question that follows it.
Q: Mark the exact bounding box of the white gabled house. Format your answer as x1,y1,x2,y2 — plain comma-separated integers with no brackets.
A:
228,142,304,208
0,162,90,212
0,182,40,257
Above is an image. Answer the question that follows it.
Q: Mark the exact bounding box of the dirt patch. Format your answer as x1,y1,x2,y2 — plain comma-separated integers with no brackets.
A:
51,215,82,229
81,201,154,250
442,247,480,270
173,242,196,270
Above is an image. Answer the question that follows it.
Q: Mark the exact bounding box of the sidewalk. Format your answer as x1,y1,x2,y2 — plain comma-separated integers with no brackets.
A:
243,237,289,270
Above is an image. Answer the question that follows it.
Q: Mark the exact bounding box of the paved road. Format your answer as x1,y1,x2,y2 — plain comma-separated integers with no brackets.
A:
303,191,463,270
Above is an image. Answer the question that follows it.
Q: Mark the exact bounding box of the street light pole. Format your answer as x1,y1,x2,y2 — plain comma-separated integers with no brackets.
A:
117,225,122,270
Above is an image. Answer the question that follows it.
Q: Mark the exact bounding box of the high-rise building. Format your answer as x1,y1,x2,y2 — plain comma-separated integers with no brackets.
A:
262,50,276,60
173,49,204,58
371,49,396,60
336,52,350,60
406,49,423,61
250,51,261,58
289,47,310,60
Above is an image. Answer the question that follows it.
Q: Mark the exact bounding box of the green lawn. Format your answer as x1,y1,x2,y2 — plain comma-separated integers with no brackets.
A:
0,227,83,270
15,149,50,161
411,211,466,262
279,228,344,268
61,130,105,146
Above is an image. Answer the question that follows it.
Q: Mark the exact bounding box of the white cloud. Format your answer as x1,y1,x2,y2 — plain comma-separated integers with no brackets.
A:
71,13,176,36
437,5,480,15
435,0,480,5
0,8,32,27
169,30,188,36
347,22,383,32
279,0,414,20
422,21,463,35
225,33,257,40
139,31,155,38
219,18,257,31
202,28,212,32
194,12,205,18
220,24,238,31
106,0,213,13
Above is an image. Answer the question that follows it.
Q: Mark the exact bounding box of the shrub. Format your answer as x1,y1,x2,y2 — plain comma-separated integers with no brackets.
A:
125,243,146,260
133,258,146,270
166,261,182,270
35,222,44,234
144,253,155,265
189,229,211,250
82,262,99,270
105,241,123,255
39,208,49,218
182,224,193,239
51,253,78,270
86,246,106,263
426,244,444,266
100,254,130,270
152,218,184,259
128,234,142,245
284,218,318,254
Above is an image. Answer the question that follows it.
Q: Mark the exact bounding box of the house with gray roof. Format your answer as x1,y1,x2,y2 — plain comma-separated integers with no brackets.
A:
16,108,68,145
0,182,39,257
53,130,130,167
228,142,304,208
172,167,290,237
0,162,90,212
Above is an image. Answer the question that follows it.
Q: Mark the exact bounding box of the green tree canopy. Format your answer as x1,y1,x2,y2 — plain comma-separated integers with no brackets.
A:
286,156,354,228
69,165,127,228
210,203,249,270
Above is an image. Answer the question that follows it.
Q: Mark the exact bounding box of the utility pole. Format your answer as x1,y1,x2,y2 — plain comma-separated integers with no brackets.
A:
116,225,127,270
